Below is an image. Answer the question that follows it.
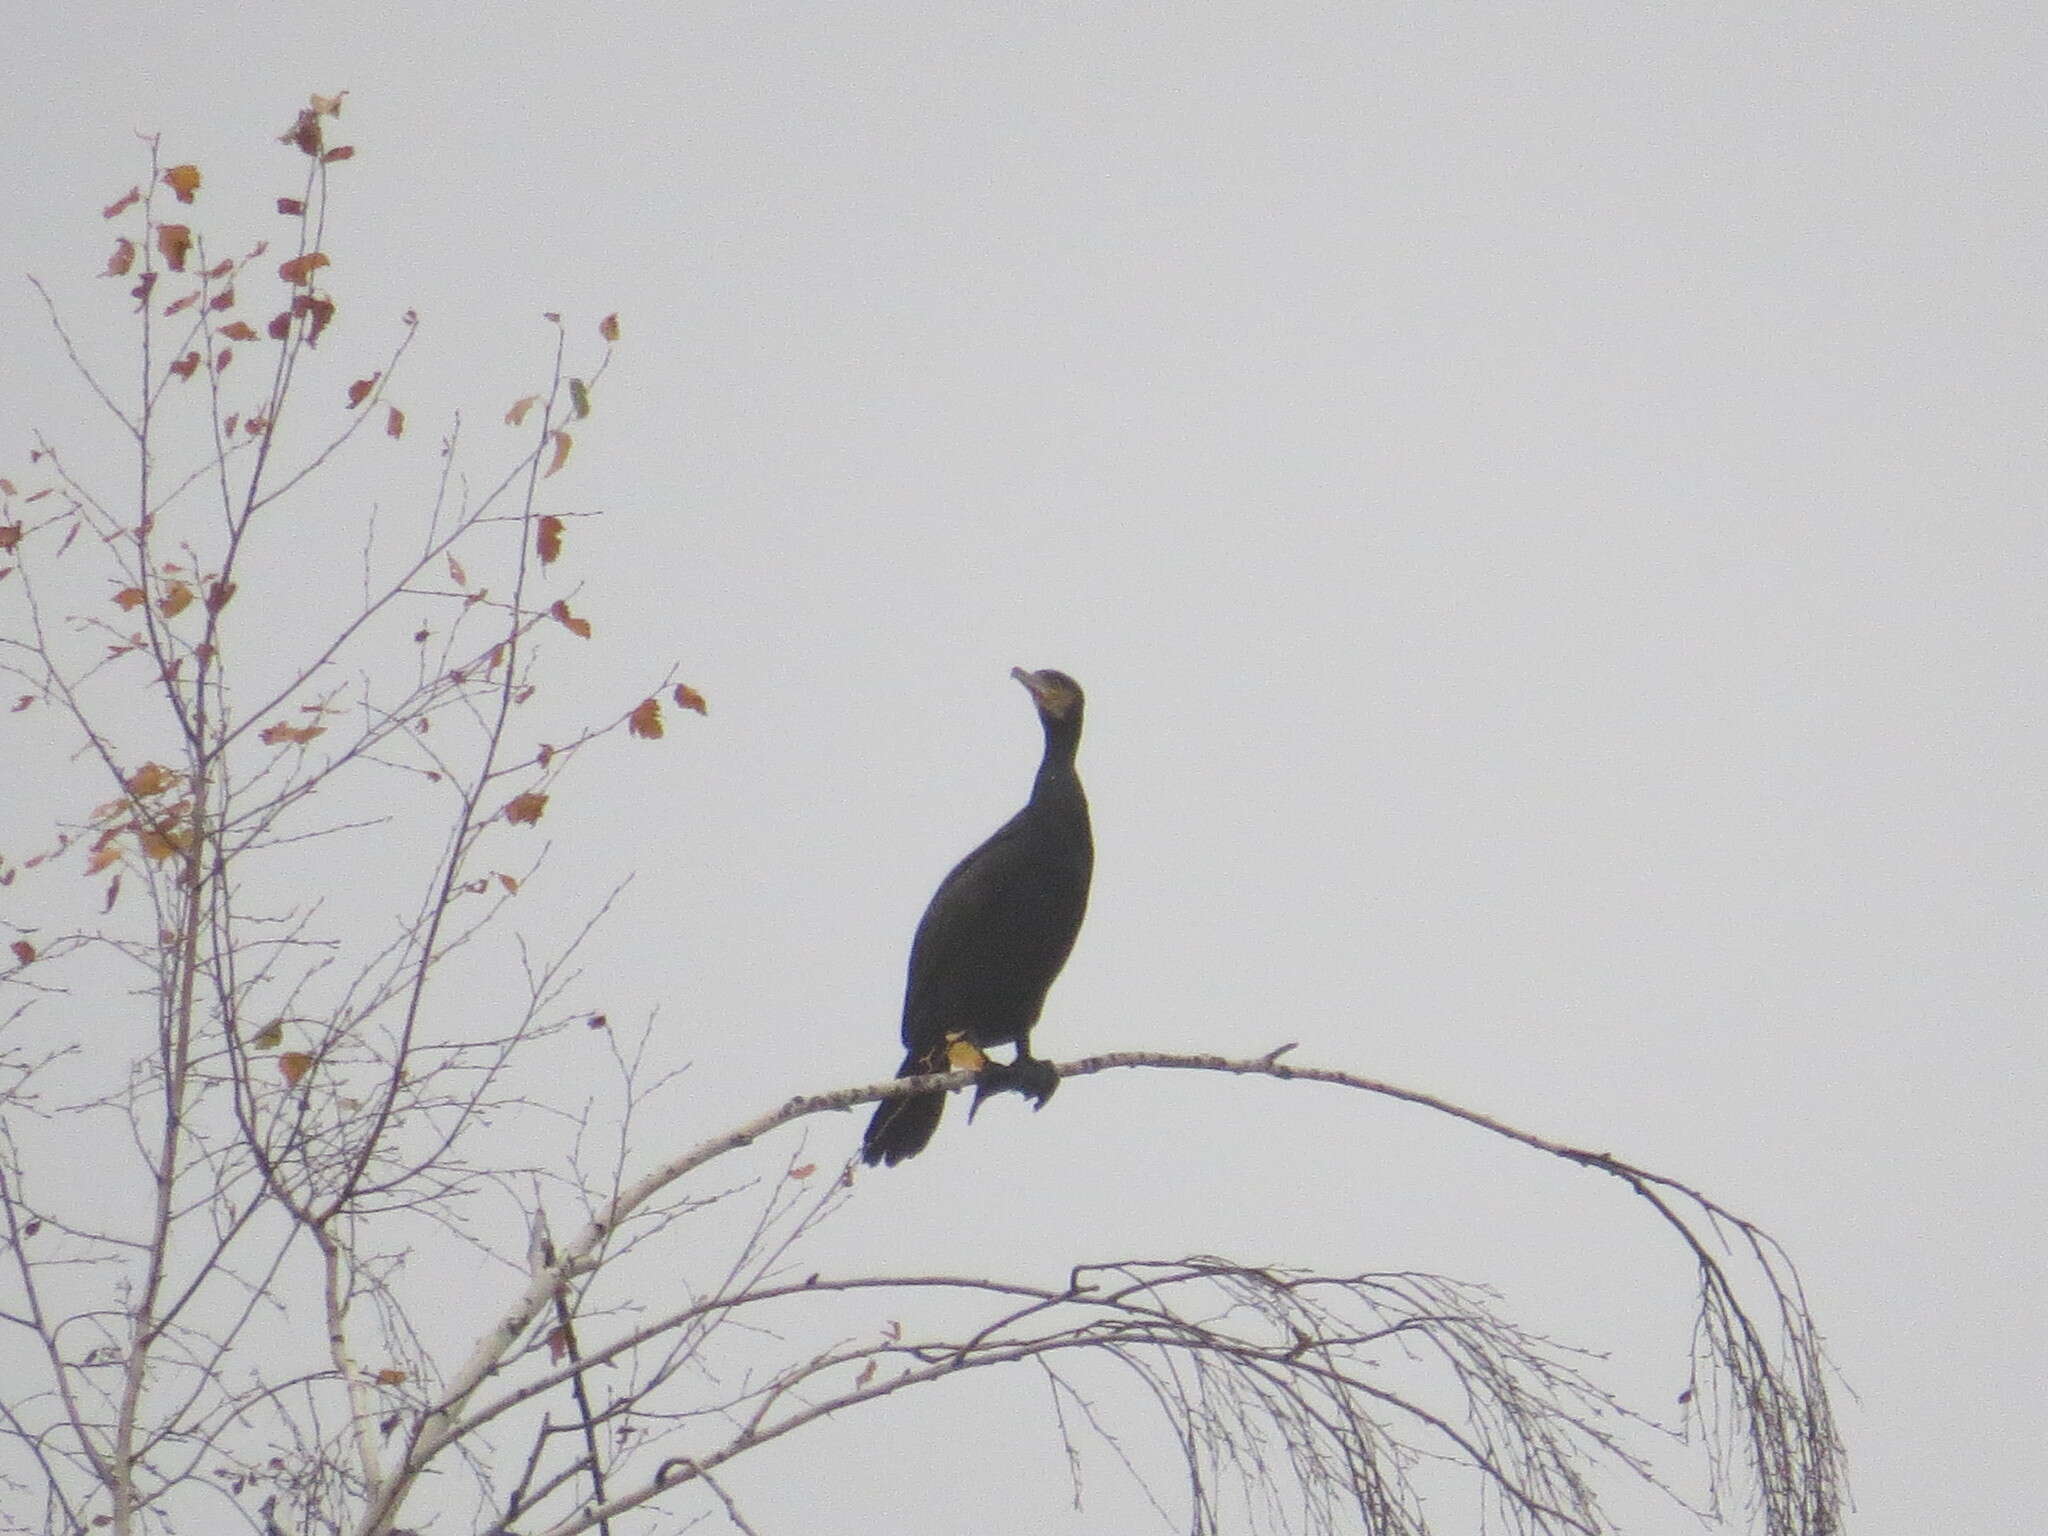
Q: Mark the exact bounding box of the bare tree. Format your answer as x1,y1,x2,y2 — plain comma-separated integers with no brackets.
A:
0,99,1844,1536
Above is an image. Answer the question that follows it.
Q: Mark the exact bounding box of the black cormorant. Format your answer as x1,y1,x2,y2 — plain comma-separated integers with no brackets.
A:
860,668,1093,1166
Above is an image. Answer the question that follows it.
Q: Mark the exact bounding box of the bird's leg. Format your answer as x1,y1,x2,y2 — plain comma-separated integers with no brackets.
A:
968,1047,1060,1120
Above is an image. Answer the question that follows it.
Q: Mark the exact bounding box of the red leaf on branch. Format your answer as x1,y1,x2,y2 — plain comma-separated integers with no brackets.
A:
168,353,202,381
162,164,202,203
536,515,564,564
9,941,34,967
103,186,141,219
599,312,621,341
346,374,379,408
628,698,663,739
549,599,592,639
672,683,708,715
103,238,137,277
219,321,258,341
277,196,305,216
279,1051,315,1087
386,406,405,439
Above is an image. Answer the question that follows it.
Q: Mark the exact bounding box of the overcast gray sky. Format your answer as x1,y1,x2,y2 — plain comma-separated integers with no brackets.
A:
5,4,2043,1532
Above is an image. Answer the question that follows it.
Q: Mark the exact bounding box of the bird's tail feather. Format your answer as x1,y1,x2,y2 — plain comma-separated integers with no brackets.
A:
860,1048,948,1167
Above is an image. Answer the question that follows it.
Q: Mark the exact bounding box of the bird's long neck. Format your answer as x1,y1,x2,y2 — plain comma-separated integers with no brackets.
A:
1030,717,1087,815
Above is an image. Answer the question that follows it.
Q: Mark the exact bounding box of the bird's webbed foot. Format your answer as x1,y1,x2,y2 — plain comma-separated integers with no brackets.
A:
968,1053,1061,1121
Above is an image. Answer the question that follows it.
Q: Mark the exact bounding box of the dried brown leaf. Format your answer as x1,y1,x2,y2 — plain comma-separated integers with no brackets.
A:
386,406,405,439
162,164,202,204
536,515,564,564
156,224,193,271
125,762,174,798
258,721,325,746
544,430,572,478
9,941,33,967
346,373,379,408
281,109,322,156
549,599,592,639
157,582,194,618
599,312,620,341
277,252,330,285
279,1051,314,1087
277,196,305,216
628,697,663,739
103,237,137,277
672,683,708,715
168,352,201,382
503,791,548,826
505,395,539,427
103,186,141,219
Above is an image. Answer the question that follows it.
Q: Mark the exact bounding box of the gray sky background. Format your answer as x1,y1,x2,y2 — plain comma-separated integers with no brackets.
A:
4,4,2042,1532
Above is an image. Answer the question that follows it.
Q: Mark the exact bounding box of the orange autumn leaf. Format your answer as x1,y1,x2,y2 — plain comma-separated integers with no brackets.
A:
311,90,348,117
157,582,195,618
168,352,202,381
789,1164,817,1180
543,431,572,478
373,1368,406,1386
279,1051,315,1087
278,252,330,285
504,791,548,826
322,145,355,164
103,186,141,219
139,821,182,863
536,515,564,564
258,721,326,746
113,586,146,610
125,762,174,797
9,941,33,967
672,683,708,715
205,580,236,614
0,524,22,553
206,257,234,279
218,320,257,341
549,599,592,639
599,312,620,341
346,373,379,408
104,238,137,277
546,1325,572,1363
156,224,193,271
497,873,519,894
162,164,202,203
86,843,123,875
164,291,199,317
628,698,664,739
208,286,236,311
505,395,539,427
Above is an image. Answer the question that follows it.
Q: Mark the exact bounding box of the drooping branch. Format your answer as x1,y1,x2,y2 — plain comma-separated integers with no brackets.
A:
381,1049,1842,1536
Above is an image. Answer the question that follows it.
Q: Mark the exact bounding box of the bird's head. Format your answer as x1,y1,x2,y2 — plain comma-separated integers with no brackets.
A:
1011,667,1085,725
